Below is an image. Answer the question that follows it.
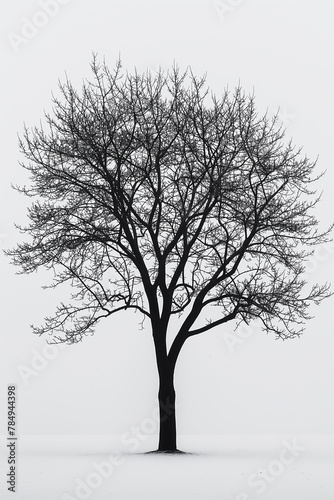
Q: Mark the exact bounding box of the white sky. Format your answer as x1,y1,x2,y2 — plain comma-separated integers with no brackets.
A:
1,0,334,440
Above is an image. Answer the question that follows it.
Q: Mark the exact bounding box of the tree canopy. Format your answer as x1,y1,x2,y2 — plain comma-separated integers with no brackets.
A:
8,58,332,356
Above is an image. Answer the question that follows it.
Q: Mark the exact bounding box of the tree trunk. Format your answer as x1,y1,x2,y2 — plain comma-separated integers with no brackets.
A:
157,371,177,451
153,317,179,452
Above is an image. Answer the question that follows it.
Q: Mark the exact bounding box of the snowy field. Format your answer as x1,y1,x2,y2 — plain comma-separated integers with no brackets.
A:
0,434,333,500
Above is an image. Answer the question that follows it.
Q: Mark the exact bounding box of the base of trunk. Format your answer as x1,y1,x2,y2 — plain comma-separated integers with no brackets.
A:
146,449,186,455
158,389,177,452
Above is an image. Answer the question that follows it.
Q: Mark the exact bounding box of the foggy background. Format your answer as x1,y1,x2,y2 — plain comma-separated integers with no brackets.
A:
1,0,334,441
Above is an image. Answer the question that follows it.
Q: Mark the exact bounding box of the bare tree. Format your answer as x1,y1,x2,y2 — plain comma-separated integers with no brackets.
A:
7,58,332,452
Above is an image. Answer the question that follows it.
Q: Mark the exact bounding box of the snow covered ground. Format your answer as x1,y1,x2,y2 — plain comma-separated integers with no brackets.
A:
0,434,333,500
